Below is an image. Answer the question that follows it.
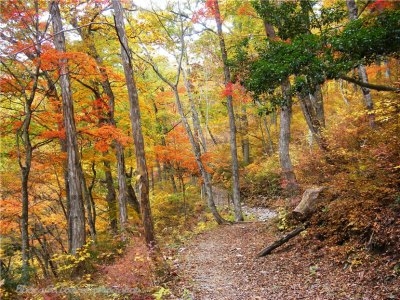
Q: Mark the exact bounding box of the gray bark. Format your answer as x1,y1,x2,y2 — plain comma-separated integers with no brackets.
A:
215,0,243,221
259,118,269,156
279,81,299,197
135,6,228,225
127,179,141,214
384,59,390,79
241,107,250,164
298,92,327,150
112,0,155,245
50,1,86,256
103,160,118,232
182,67,206,152
19,90,33,271
78,166,97,242
72,19,130,230
339,79,350,106
256,101,274,154
115,143,128,228
172,88,228,224
309,85,325,127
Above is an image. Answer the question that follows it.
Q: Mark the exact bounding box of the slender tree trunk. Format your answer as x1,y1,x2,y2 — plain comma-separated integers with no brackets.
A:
113,0,155,245
151,97,178,194
170,172,178,194
139,9,227,225
309,85,325,127
73,21,131,230
182,68,206,152
126,175,141,214
346,0,376,129
241,107,250,164
78,166,97,242
214,0,243,221
104,160,118,232
384,59,390,79
339,79,350,106
19,115,32,273
50,1,86,256
115,144,128,228
172,89,228,224
156,160,162,182
259,118,269,156
255,101,274,154
260,1,299,196
298,92,327,150
280,81,299,197
43,73,71,250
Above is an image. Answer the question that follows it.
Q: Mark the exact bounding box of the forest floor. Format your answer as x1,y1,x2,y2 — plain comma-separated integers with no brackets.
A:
167,206,399,300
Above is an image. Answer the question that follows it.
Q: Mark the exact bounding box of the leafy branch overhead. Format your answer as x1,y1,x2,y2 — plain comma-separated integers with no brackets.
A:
230,1,400,104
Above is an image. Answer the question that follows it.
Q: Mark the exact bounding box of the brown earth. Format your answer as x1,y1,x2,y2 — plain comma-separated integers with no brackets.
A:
168,221,399,300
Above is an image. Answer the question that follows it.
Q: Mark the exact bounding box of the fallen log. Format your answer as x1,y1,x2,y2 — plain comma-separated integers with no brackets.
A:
257,222,309,257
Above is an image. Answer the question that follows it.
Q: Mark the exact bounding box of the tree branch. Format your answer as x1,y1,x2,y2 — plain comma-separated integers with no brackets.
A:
339,75,400,92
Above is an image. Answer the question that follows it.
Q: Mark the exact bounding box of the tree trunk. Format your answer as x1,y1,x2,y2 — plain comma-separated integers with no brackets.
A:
339,79,350,106
279,81,299,197
112,0,155,245
309,85,325,127
260,2,299,196
115,143,128,228
156,160,162,182
384,58,390,79
43,73,72,250
104,160,118,232
259,118,269,156
298,92,327,150
256,100,274,154
214,0,243,221
151,98,179,195
346,0,376,129
75,21,131,231
182,68,206,152
49,1,86,256
78,166,97,242
19,114,32,272
241,107,250,164
172,88,228,224
126,179,141,214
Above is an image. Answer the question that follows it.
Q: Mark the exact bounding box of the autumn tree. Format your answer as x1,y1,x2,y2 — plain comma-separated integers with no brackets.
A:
0,0,49,276
49,0,86,256
126,4,228,224
112,0,155,244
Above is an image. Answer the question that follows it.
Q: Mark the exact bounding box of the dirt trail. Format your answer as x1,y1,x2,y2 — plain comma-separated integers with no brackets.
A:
170,209,393,300
175,222,275,299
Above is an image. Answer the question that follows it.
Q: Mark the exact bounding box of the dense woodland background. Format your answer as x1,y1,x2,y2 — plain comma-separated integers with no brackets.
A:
0,0,399,298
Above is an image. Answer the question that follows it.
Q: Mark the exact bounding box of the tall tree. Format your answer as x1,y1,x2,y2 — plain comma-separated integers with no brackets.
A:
70,18,132,230
112,0,155,244
259,0,300,196
213,0,243,221
49,0,86,255
129,6,228,224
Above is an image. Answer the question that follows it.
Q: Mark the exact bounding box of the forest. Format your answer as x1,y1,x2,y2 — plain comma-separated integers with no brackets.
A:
0,0,399,299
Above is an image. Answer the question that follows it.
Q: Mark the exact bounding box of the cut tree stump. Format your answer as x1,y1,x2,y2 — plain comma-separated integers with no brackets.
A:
292,187,326,221
257,222,309,257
